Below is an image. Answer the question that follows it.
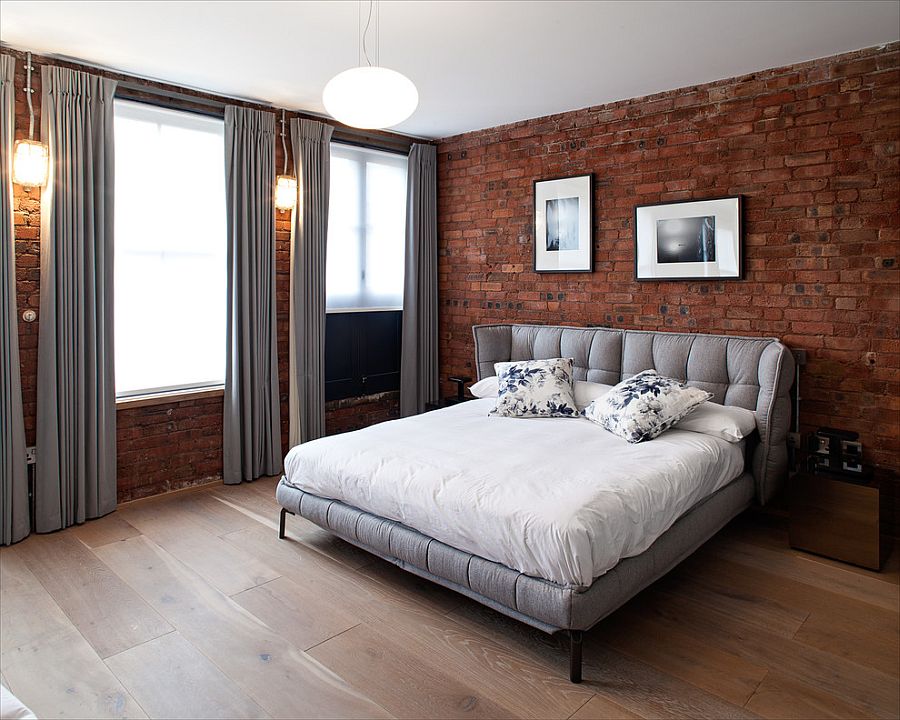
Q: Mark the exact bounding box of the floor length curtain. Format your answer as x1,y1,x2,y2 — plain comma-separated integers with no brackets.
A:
35,66,117,532
0,55,29,545
400,143,439,417
223,106,282,484
288,119,332,446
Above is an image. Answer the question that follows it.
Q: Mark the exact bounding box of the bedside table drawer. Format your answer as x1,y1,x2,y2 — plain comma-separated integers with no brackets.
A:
789,473,881,570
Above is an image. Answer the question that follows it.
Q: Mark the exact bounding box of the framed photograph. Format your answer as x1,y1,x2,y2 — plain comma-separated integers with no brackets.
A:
634,196,743,281
533,174,593,273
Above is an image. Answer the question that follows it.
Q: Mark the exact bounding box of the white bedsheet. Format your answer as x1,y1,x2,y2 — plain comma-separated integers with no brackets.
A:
283,399,745,587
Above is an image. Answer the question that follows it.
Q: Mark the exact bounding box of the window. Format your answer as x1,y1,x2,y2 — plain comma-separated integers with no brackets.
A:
114,100,226,397
324,143,407,400
326,143,407,311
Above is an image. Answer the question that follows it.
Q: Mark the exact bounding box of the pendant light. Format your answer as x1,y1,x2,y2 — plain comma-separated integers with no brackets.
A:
12,52,49,188
323,0,418,129
274,110,297,212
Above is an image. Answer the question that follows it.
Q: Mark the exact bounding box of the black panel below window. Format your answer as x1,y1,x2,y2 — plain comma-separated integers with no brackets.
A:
325,311,401,401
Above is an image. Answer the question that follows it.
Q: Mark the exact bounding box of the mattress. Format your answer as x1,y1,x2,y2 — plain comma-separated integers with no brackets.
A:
283,399,745,587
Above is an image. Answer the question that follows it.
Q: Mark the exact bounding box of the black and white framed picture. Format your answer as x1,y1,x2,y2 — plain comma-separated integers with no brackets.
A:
533,174,593,273
634,196,742,280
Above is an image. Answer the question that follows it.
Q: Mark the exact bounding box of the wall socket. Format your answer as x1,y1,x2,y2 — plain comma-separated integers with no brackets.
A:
25,446,36,465
787,432,802,450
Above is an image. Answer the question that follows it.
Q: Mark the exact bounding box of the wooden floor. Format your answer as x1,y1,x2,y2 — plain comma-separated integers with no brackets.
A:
1,477,898,720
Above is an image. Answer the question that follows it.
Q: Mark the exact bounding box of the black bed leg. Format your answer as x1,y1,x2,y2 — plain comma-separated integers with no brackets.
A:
279,508,290,539
569,630,583,683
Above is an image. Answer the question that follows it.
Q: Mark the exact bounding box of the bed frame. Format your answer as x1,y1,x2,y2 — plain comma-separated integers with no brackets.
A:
276,324,795,682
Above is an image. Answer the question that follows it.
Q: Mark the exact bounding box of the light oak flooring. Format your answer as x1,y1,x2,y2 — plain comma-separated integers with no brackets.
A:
1,476,897,719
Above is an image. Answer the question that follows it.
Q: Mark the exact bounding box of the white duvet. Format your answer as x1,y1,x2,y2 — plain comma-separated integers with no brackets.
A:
283,399,745,587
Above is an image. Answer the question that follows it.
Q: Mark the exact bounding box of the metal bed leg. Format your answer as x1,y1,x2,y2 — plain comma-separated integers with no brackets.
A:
278,508,294,539
569,630,583,683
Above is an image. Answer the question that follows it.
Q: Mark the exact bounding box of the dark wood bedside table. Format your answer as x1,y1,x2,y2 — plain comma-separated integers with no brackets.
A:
425,375,474,412
789,470,883,570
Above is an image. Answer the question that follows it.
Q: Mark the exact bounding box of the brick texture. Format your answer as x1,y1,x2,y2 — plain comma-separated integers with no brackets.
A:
437,44,900,477
7,49,399,502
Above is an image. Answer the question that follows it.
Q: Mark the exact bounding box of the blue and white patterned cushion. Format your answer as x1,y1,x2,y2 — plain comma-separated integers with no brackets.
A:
582,370,712,443
489,358,579,418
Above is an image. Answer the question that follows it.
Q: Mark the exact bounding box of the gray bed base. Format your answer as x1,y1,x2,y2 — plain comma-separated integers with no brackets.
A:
276,324,794,683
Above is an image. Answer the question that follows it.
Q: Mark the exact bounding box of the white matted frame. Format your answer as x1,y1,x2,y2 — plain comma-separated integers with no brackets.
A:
635,196,742,281
533,174,593,273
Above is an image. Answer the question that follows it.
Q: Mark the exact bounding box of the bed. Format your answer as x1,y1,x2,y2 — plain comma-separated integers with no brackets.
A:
276,324,795,682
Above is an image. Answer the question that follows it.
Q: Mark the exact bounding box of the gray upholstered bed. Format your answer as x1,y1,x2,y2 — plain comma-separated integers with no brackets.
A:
276,324,794,682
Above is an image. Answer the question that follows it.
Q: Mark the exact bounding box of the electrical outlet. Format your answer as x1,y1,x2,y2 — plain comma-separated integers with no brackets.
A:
25,446,36,465
787,432,802,450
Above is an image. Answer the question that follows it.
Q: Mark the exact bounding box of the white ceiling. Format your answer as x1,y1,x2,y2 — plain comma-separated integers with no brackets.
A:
1,1,897,139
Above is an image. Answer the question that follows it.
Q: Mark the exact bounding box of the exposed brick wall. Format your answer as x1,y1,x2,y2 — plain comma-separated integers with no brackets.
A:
437,44,899,476
6,48,399,503
325,391,401,436
117,396,224,501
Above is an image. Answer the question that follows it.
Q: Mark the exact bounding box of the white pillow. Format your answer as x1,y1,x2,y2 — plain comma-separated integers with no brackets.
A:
675,401,757,442
471,375,611,410
583,370,711,443
489,358,579,418
469,376,499,398
575,381,612,409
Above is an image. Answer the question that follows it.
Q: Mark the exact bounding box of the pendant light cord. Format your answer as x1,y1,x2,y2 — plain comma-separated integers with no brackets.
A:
280,109,288,175
25,52,35,140
361,0,375,67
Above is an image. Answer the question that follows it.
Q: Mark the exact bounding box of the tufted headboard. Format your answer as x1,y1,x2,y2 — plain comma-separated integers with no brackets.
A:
472,324,795,505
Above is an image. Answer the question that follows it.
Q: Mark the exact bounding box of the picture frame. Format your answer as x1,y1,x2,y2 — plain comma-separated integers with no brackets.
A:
634,196,743,281
533,174,593,273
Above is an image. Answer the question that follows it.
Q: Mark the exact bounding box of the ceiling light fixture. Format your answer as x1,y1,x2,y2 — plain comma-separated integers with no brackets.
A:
274,109,297,212
12,52,49,188
322,0,418,130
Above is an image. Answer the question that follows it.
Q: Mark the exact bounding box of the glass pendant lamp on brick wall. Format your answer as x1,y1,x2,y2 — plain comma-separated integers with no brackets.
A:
12,52,49,188
274,109,297,212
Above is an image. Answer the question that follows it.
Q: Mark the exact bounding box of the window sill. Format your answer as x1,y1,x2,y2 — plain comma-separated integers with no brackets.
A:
116,386,224,410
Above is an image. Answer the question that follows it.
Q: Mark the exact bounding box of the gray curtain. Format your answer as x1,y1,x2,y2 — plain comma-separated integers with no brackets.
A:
400,143,439,417
0,55,29,545
223,106,281,484
288,119,333,446
35,66,117,532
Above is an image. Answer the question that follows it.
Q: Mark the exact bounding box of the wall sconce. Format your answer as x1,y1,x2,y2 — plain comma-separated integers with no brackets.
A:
12,52,48,188
274,110,296,212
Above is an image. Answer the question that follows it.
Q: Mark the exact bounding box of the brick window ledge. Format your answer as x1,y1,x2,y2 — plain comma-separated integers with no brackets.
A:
116,386,224,410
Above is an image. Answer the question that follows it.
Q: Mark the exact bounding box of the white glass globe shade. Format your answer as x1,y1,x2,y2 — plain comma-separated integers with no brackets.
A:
323,66,418,129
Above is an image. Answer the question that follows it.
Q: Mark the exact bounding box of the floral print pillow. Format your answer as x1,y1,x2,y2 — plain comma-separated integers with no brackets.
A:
583,370,712,442
489,358,579,418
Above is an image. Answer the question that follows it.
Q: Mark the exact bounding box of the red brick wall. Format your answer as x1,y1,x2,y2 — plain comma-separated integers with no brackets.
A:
7,49,400,502
437,44,899,473
325,391,401,436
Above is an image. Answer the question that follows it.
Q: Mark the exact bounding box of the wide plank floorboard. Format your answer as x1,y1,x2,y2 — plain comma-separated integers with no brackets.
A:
309,622,521,719
94,535,391,719
118,501,280,596
642,590,899,718
446,599,756,719
70,513,142,548
14,532,173,658
231,575,361,652
744,672,875,719
0,547,148,719
104,631,269,719
2,480,896,719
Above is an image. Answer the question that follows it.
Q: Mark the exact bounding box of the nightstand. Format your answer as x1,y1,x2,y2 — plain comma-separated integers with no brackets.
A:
789,470,883,570
425,375,473,412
